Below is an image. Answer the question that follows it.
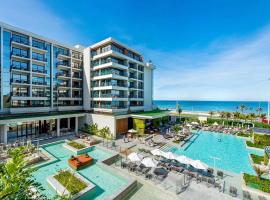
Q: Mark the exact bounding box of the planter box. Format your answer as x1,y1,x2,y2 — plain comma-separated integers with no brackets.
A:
47,170,95,199
63,140,93,155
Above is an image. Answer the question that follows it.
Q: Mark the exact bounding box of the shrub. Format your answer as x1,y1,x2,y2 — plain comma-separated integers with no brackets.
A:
67,141,86,149
133,119,145,135
54,171,87,195
243,173,270,193
251,154,264,164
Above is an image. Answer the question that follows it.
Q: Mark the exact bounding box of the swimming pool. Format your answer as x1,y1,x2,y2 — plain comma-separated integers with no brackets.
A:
168,131,260,175
33,141,129,199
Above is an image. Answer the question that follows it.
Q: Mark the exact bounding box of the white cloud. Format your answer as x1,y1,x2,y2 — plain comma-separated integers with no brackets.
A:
0,0,84,46
134,26,270,101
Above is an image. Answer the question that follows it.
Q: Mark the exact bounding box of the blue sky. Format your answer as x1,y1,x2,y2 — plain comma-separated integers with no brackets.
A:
1,0,270,101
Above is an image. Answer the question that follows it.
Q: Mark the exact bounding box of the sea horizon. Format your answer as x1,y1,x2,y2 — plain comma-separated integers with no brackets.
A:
154,100,268,114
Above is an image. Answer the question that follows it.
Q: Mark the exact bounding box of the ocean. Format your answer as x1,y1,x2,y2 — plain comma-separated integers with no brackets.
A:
154,100,268,114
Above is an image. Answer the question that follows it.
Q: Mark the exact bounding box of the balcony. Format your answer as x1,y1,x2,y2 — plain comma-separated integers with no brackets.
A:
11,64,29,72
57,72,70,78
129,74,137,79
57,51,70,58
11,51,29,59
72,54,83,60
129,85,137,89
11,36,30,46
93,104,128,109
72,63,83,70
32,55,47,62
58,82,70,87
57,62,70,68
11,92,29,97
32,81,47,86
32,93,47,97
72,84,82,89
100,83,127,87
58,93,70,97
73,94,82,98
11,79,29,84
32,68,47,74
32,40,46,50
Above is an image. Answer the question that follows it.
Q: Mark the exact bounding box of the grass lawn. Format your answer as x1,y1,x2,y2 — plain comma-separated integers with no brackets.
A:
251,154,264,164
132,110,170,117
54,171,87,195
246,133,270,149
243,173,270,193
68,141,86,149
237,132,251,137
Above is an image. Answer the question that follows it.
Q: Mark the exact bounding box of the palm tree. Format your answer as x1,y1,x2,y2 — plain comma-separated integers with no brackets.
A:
176,101,182,123
239,104,247,114
248,113,256,122
256,107,263,117
225,112,231,121
233,112,241,120
208,111,214,118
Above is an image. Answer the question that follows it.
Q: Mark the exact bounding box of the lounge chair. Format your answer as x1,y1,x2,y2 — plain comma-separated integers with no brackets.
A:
207,178,215,187
229,186,237,197
207,168,214,177
258,196,267,200
214,181,222,192
217,170,223,179
243,191,251,200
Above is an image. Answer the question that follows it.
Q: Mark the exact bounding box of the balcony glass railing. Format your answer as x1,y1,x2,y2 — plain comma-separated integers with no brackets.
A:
72,84,82,88
32,40,46,50
99,82,127,87
58,93,70,97
32,81,47,85
11,36,29,45
11,79,28,84
57,50,70,57
32,54,47,62
57,62,70,67
32,93,47,97
32,68,47,74
11,50,29,58
12,92,29,97
11,64,28,71
93,104,127,109
57,72,70,77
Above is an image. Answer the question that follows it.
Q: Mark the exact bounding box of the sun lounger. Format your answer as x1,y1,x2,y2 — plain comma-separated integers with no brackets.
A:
243,191,251,200
214,181,222,192
229,186,237,197
217,170,223,179
207,178,215,187
258,196,267,200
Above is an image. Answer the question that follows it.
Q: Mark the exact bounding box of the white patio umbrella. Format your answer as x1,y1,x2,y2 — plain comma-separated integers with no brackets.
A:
190,160,208,170
128,129,137,133
213,122,218,126
176,155,193,165
191,121,199,125
128,152,143,162
186,124,192,127
151,149,163,156
162,152,176,160
141,157,158,168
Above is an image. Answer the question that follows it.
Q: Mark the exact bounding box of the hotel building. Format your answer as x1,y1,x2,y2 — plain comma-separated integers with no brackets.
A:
0,21,154,144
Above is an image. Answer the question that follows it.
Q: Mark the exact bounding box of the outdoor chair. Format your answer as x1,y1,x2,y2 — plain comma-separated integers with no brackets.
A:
243,191,252,200
207,168,214,176
217,170,224,179
214,181,222,192
229,186,237,197
258,196,267,200
207,177,215,187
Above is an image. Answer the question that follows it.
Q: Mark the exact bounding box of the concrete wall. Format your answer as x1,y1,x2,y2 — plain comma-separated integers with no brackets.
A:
84,114,117,137
144,63,154,111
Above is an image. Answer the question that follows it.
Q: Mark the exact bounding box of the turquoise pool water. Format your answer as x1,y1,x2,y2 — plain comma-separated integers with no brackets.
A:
169,131,258,175
33,141,128,199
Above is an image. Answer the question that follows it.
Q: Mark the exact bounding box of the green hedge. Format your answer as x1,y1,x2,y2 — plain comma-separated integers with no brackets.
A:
253,122,270,129
207,118,253,127
251,154,264,164
243,173,270,193
133,119,145,135
237,132,251,137
54,171,87,195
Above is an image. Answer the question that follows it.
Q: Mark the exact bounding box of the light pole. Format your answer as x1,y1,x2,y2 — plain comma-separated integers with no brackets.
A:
267,78,270,124
210,156,221,171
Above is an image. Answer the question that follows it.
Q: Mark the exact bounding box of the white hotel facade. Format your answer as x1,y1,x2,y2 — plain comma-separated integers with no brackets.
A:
0,21,154,144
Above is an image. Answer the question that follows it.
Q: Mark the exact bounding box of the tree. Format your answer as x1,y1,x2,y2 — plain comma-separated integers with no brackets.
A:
254,166,264,180
208,111,215,119
176,101,182,123
256,107,263,117
239,104,247,114
171,124,181,134
248,113,256,122
86,123,98,135
0,146,46,199
260,113,267,121
233,112,241,120
99,126,111,139
225,112,231,121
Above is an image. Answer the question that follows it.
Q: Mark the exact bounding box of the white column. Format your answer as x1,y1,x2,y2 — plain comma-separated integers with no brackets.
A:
0,28,3,111
57,118,60,137
75,116,78,134
49,120,53,131
0,125,8,144
67,118,70,129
